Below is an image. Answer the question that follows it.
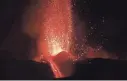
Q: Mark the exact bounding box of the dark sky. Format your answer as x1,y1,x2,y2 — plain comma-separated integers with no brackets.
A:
0,0,127,59
73,0,127,58
0,0,29,41
0,0,31,60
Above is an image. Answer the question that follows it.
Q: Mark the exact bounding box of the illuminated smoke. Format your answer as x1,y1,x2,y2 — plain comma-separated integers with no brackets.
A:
36,0,74,78
23,0,90,78
42,0,73,56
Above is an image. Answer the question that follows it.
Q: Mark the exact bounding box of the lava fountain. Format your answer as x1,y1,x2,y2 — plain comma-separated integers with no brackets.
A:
41,0,73,56
36,0,74,78
23,0,75,78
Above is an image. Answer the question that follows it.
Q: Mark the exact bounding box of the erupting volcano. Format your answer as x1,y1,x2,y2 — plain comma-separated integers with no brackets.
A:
23,0,91,78
36,0,74,78
41,0,72,55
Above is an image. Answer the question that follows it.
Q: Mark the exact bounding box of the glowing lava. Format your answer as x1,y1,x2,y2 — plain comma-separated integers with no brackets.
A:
42,0,73,56
23,0,96,78
37,0,73,78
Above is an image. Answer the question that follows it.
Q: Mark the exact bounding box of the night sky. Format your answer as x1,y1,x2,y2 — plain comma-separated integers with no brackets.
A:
0,0,127,59
0,0,31,60
73,0,127,59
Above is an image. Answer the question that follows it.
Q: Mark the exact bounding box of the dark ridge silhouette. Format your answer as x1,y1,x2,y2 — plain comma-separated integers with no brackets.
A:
57,59,127,80
0,50,54,80
0,59,54,80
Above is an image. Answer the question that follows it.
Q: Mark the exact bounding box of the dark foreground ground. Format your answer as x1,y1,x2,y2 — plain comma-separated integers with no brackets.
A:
0,50,54,80
0,59,54,80
1,50,127,80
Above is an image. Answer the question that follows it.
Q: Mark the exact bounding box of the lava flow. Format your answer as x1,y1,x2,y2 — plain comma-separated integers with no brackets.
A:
36,0,74,78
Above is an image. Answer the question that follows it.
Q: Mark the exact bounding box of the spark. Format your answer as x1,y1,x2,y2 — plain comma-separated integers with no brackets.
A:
36,0,74,78
30,0,95,78
24,0,107,79
43,0,73,56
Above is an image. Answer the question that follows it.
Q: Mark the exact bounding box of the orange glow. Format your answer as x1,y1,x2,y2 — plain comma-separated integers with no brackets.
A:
49,59,63,78
42,0,73,56
36,0,73,78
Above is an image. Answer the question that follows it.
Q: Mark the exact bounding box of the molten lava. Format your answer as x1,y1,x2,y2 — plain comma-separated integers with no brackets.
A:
24,0,110,78
36,0,73,78
42,0,73,56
